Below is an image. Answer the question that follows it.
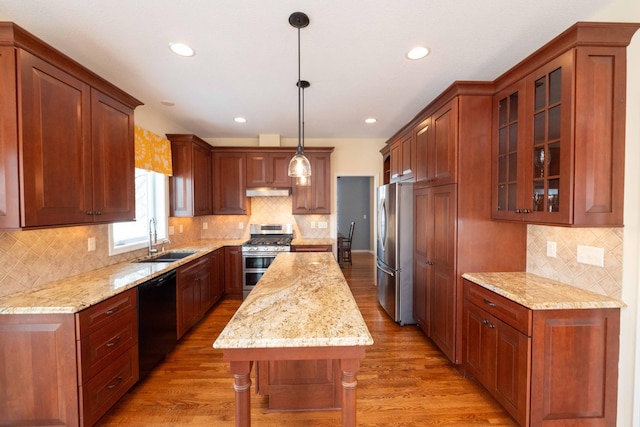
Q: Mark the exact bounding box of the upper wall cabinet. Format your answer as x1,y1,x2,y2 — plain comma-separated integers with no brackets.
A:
492,22,640,226
167,134,212,217
212,150,250,215
389,132,415,182
0,23,142,230
292,148,334,214
246,150,294,188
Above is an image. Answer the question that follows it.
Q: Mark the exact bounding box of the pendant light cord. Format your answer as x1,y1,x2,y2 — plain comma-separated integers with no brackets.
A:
297,26,303,155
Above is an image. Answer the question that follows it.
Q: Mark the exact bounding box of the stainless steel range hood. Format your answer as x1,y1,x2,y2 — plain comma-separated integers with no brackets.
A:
246,187,291,197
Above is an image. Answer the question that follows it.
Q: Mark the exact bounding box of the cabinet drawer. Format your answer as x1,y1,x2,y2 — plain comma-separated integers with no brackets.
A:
291,245,332,252
79,344,138,427
76,288,137,337
179,254,210,279
464,280,531,335
78,309,138,383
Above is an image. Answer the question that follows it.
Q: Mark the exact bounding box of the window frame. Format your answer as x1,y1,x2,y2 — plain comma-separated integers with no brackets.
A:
108,169,169,256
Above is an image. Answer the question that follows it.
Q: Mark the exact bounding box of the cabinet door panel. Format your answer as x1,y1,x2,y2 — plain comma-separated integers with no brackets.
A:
431,99,457,185
292,151,331,214
20,50,92,226
213,152,248,214
91,89,135,222
193,143,212,215
429,185,457,360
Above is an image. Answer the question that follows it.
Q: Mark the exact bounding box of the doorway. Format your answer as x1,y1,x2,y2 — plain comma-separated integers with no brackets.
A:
336,176,374,252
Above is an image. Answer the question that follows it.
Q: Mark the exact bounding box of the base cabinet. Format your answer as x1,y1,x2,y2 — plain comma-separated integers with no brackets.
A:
463,279,620,426
176,254,213,339
224,246,243,298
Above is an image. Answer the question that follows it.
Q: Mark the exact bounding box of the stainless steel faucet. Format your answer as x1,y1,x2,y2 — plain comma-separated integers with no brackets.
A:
148,218,158,255
161,238,171,253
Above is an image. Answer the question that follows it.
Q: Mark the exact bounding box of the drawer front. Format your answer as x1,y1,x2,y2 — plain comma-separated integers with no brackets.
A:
77,288,137,337
79,344,139,427
178,254,210,281
464,280,531,335
78,309,138,383
292,245,332,252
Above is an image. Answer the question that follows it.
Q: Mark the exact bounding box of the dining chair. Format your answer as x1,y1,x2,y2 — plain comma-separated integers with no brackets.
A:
341,221,355,266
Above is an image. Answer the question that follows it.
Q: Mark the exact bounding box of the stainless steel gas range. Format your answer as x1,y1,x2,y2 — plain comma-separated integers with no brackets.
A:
241,224,293,299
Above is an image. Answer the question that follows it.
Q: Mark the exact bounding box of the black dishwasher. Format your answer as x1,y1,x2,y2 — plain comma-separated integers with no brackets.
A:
137,270,177,379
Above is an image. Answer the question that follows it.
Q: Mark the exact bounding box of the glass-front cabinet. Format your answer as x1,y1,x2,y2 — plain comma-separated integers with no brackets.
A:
493,51,574,224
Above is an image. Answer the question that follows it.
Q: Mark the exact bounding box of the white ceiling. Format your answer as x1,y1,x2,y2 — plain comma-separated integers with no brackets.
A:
0,0,632,141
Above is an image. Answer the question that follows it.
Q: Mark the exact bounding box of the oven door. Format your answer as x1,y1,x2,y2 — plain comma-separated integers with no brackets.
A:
242,253,278,299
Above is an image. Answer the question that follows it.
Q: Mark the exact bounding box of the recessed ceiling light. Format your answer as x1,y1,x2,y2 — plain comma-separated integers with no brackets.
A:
234,117,247,123
160,100,175,106
407,46,430,60
169,42,195,57
365,118,377,124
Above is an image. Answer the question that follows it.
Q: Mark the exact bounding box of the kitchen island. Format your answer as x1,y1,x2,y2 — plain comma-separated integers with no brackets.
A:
213,252,373,427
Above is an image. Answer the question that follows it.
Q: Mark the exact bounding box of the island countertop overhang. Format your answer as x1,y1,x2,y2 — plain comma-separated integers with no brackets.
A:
213,252,374,349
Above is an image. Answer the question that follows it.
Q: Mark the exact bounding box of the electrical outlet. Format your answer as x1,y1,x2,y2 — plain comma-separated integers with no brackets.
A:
87,237,96,252
203,222,208,230
577,245,604,267
239,222,244,229
179,224,183,233
168,226,175,235
311,222,316,229
546,241,557,258
318,221,328,229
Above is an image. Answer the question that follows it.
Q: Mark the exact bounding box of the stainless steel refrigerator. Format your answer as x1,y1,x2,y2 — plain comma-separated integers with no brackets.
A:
376,182,415,325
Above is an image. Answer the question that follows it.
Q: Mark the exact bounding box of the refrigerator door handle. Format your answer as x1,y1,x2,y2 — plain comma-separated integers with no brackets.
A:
376,260,395,277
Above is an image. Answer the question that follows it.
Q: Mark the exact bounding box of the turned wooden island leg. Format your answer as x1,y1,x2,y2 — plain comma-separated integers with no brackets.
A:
340,358,361,427
230,361,253,427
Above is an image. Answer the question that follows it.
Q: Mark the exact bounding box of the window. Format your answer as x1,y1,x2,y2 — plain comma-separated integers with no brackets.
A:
109,168,168,255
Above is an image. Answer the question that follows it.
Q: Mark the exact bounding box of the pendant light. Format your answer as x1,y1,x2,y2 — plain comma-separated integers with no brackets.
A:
288,11,312,180
296,80,312,186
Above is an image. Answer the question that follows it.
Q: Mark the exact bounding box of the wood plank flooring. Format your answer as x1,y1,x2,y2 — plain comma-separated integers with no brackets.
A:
98,252,516,426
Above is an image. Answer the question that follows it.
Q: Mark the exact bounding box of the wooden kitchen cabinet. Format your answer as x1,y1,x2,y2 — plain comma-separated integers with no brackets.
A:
176,254,212,339
246,150,293,188
224,245,243,298
212,150,250,215
76,289,139,427
292,149,333,214
463,279,620,427
492,22,639,226
414,99,458,186
463,292,530,426
0,288,139,427
167,134,213,217
409,86,526,364
389,132,415,182
210,248,225,305
0,24,141,229
413,184,457,360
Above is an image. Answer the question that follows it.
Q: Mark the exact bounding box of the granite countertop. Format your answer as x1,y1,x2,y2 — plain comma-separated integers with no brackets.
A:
462,272,626,310
214,252,374,349
0,239,245,315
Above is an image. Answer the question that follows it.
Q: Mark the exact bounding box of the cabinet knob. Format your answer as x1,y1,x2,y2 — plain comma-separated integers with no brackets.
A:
522,209,531,214
95,211,102,215
87,210,94,215
482,319,489,325
488,323,496,329
425,260,434,265
483,298,497,307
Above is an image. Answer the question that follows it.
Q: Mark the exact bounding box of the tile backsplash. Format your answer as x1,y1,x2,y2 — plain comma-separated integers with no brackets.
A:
0,196,329,298
526,225,623,299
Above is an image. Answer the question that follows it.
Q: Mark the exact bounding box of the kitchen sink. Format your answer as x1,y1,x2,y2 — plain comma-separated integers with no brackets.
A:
135,251,197,263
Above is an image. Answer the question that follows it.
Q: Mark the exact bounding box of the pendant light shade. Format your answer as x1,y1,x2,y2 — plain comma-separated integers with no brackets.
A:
288,12,312,180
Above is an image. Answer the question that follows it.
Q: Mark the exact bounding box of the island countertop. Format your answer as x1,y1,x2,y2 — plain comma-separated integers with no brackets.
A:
462,272,626,310
214,252,374,349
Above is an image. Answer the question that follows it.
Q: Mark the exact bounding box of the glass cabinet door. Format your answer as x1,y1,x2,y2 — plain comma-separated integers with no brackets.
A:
493,80,526,220
526,50,573,223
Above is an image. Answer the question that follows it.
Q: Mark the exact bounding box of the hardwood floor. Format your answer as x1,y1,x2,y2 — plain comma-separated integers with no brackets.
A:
98,252,516,426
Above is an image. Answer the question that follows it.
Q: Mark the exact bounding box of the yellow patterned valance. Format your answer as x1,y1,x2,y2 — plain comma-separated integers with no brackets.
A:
134,126,173,175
